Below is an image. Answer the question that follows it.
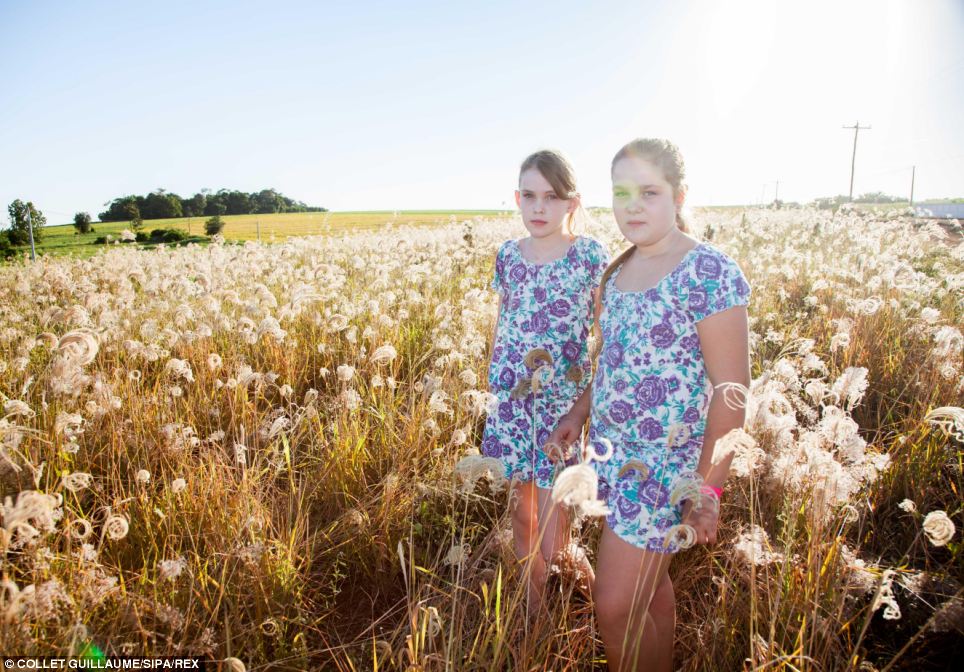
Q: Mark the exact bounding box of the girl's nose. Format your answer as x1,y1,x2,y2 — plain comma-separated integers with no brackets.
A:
626,198,643,213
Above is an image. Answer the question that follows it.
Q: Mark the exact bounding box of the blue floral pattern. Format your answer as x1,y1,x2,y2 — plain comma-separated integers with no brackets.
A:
483,235,610,488
589,243,751,552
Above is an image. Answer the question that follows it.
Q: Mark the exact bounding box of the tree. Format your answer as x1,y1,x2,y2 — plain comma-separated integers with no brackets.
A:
6,200,46,245
182,192,206,217
73,212,93,234
855,191,901,204
122,201,143,231
812,195,852,210
205,214,225,236
100,195,139,222
204,192,227,216
142,189,183,219
100,188,325,220
0,231,14,259
225,190,252,215
253,189,283,214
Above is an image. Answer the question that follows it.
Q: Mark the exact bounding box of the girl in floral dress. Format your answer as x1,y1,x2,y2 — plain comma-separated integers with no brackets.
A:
483,149,609,615
549,138,751,671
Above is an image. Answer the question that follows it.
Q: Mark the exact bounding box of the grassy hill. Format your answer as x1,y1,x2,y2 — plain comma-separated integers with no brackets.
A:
6,210,504,259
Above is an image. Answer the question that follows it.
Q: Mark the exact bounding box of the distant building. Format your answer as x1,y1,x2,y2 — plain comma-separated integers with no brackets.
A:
914,202,964,219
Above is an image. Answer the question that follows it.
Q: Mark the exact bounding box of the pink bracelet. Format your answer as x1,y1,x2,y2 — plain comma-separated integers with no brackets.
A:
700,484,723,498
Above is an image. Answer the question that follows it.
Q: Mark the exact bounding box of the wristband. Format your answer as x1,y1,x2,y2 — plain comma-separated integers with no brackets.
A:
700,484,722,498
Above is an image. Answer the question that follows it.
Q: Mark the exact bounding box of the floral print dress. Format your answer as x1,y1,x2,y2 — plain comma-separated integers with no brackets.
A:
482,235,610,488
588,242,751,552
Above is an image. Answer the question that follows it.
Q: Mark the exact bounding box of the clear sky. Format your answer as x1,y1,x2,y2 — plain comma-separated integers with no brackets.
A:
1,0,962,224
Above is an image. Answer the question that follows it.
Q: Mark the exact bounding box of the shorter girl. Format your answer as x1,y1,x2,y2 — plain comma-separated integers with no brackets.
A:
483,149,610,615
549,138,750,671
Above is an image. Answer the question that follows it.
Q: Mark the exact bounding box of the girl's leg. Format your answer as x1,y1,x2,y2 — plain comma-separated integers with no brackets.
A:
536,487,596,596
649,572,676,672
510,480,548,616
594,523,675,672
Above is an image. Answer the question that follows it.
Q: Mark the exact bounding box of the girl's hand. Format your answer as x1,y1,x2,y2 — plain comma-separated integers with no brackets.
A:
681,495,720,545
545,414,582,464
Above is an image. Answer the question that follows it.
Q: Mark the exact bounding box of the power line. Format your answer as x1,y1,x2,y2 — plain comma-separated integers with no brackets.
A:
856,153,964,181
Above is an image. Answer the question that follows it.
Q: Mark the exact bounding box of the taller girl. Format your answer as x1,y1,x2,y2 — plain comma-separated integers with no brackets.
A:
483,149,610,616
550,139,751,671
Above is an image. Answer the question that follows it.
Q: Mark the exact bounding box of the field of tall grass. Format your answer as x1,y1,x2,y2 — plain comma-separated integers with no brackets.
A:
0,207,961,670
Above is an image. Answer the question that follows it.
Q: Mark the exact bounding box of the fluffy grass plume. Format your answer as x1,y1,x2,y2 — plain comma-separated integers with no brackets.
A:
0,208,961,670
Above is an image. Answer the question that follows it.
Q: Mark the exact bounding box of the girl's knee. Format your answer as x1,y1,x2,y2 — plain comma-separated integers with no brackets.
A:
511,484,538,530
595,573,667,628
649,576,675,620
594,579,634,626
539,522,568,562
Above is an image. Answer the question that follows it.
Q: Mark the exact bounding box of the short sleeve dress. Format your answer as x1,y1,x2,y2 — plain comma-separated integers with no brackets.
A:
587,242,751,552
482,235,610,488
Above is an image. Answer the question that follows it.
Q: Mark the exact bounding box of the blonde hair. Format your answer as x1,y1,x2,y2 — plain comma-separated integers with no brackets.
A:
519,149,583,235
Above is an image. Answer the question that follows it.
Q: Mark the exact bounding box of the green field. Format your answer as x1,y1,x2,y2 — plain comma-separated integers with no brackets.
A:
8,210,505,259
6,203,943,261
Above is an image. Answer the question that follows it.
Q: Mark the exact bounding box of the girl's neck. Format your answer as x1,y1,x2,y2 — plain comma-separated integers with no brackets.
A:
528,227,574,251
633,228,691,259
521,227,576,264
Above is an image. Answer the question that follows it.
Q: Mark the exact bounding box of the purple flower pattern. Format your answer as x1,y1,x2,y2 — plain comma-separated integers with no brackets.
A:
639,417,663,441
483,236,610,488
587,243,751,552
634,376,667,409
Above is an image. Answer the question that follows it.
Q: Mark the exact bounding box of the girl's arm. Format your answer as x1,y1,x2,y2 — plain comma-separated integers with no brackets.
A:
545,379,592,463
694,304,751,489
682,304,749,545
563,381,593,424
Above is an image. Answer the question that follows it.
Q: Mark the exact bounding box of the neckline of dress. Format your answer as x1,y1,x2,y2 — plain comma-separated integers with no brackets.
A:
513,235,581,268
610,242,706,295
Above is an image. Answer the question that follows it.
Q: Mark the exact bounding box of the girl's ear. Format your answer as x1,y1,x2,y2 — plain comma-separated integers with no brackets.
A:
514,190,522,209
568,193,581,214
676,185,687,209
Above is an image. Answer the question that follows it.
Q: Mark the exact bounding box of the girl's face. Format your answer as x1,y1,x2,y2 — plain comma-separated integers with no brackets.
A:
515,168,577,239
611,156,684,248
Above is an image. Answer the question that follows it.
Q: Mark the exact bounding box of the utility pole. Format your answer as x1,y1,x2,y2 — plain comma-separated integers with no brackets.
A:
909,165,916,206
774,180,780,202
25,203,36,261
842,121,871,201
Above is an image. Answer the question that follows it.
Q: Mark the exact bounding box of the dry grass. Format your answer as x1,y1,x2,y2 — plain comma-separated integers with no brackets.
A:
0,208,961,670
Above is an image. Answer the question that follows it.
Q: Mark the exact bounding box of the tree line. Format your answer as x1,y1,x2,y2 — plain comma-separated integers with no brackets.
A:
1,187,326,257
810,192,908,208
98,188,326,222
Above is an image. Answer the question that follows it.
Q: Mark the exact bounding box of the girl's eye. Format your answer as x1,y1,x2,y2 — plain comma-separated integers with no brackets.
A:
613,190,629,199
546,194,556,200
644,190,657,197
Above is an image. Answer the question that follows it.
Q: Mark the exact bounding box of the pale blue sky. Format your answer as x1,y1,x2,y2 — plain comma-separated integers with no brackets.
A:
1,0,962,224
